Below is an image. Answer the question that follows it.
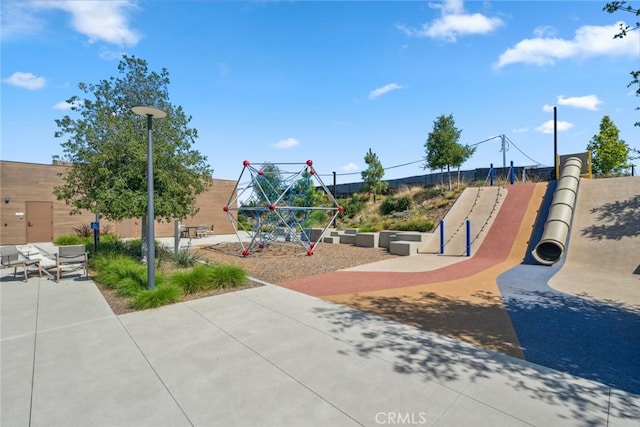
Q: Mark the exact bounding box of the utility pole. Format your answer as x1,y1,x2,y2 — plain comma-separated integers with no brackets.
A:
501,134,506,169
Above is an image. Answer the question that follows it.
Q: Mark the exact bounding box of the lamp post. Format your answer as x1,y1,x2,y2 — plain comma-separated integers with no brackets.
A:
132,105,166,290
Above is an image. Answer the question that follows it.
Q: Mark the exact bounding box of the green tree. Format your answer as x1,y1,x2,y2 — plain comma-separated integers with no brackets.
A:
360,148,388,202
254,162,283,204
587,115,630,176
54,55,213,223
423,114,473,190
604,1,639,127
451,143,476,187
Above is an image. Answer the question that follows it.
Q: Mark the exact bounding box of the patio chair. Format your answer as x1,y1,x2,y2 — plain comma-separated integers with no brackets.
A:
16,245,57,279
49,245,88,282
0,245,42,281
196,224,208,238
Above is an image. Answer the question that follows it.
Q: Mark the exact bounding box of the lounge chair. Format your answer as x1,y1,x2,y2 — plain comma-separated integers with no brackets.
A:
0,245,42,281
16,245,57,279
49,245,88,282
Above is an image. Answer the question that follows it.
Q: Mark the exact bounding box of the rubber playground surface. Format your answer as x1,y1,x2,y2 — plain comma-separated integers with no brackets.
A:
277,178,640,395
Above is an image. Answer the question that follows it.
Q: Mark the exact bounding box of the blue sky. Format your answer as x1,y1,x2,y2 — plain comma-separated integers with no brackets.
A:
2,0,639,185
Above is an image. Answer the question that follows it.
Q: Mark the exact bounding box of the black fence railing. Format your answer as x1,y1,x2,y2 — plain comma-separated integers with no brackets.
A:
328,166,555,198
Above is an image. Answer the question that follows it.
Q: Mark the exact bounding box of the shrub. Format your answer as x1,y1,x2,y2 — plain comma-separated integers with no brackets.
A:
339,194,365,218
435,199,450,209
171,249,201,268
73,223,93,238
100,222,114,235
131,283,183,310
94,256,146,290
115,268,149,297
53,235,86,246
170,264,216,294
444,191,458,200
210,265,247,288
389,219,434,232
380,195,412,215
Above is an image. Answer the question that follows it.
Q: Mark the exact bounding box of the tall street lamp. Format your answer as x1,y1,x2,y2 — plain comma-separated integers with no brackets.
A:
132,105,166,290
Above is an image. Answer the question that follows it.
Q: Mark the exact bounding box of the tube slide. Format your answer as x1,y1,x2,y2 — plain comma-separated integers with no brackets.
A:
532,157,582,265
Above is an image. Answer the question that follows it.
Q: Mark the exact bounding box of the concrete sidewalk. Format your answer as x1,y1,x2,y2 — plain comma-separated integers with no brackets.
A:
2,272,639,426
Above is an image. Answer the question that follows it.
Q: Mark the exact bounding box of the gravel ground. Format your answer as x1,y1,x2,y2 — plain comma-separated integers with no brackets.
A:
197,241,399,284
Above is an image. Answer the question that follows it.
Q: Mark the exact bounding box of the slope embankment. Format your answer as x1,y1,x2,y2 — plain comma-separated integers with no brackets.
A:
420,186,506,256
548,176,640,306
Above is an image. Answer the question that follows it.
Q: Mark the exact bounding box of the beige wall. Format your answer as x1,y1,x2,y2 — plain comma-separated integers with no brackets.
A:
0,160,236,244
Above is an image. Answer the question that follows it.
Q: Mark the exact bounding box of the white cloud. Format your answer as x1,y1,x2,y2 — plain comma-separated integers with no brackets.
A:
535,120,573,134
533,25,557,38
557,94,602,111
397,0,503,42
5,0,141,47
99,48,126,61
272,137,300,149
495,21,639,69
542,104,555,113
340,162,360,173
53,100,80,110
3,71,46,89
369,83,404,99
0,0,46,39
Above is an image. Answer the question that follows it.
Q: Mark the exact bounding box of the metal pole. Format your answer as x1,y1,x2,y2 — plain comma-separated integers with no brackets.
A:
174,220,181,254
501,135,506,169
490,163,494,186
93,212,100,253
466,219,471,257
439,220,444,254
510,160,514,185
332,171,337,227
146,114,156,290
554,106,558,180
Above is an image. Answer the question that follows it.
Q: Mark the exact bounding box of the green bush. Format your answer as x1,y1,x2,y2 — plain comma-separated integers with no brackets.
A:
380,195,412,215
132,283,183,310
171,249,201,268
210,264,247,288
170,264,216,294
338,194,365,218
115,268,149,297
94,255,146,290
389,219,434,232
53,235,87,246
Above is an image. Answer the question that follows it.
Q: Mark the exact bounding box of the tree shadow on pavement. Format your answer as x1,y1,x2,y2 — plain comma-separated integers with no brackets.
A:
313,300,640,426
503,286,640,395
581,194,640,240
333,290,522,358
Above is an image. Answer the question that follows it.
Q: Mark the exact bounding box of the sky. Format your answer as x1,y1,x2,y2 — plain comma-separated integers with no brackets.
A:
1,0,639,185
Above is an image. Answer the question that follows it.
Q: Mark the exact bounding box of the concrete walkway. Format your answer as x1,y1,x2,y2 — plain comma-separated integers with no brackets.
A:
2,271,639,426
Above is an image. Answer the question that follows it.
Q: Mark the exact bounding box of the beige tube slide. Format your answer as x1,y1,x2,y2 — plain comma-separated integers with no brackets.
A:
532,157,582,265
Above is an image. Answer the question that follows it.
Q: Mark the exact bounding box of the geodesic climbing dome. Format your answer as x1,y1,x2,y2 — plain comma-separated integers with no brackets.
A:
223,160,342,256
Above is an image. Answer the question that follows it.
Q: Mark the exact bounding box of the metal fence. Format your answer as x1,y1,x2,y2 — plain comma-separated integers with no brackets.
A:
329,166,555,198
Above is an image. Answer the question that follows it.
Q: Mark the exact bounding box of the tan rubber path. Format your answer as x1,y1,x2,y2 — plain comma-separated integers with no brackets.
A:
277,183,548,358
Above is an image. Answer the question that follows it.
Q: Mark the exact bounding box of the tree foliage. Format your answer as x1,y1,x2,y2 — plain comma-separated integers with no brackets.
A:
587,115,630,176
253,162,284,204
53,55,213,222
360,148,388,202
423,114,475,190
604,1,640,127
